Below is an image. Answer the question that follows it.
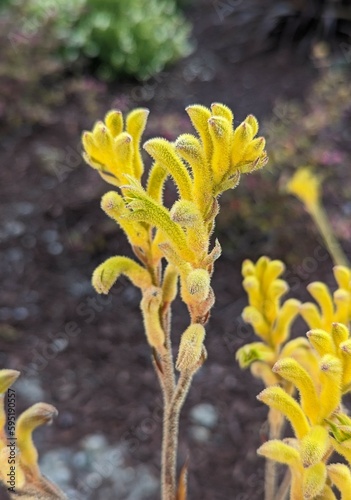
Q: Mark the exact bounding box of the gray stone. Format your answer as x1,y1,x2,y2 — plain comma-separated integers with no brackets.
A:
40,448,73,487
14,376,45,403
189,425,211,443
190,403,219,429
82,433,109,452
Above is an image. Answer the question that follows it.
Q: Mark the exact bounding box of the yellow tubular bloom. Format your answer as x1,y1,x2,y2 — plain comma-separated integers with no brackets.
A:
300,425,330,468
176,324,206,372
82,108,149,187
92,256,153,294
82,103,267,344
286,167,322,211
141,287,166,352
257,386,310,440
257,439,300,466
319,355,342,420
303,462,327,499
16,403,58,478
327,463,351,499
272,358,319,424
238,256,303,393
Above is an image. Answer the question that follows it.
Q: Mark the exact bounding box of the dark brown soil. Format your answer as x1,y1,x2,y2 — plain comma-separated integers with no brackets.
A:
1,0,350,499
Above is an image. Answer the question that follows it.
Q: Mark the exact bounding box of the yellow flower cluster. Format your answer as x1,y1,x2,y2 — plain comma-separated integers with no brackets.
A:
257,322,351,499
0,370,64,499
82,105,267,363
301,265,351,333
236,256,306,386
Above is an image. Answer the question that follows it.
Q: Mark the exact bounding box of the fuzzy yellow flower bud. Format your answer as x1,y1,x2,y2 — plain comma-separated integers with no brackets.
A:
210,102,233,123
332,438,351,466
334,289,350,325
231,122,253,165
303,462,327,499
143,138,193,201
333,265,351,290
307,282,334,330
185,104,213,160
105,109,123,137
242,275,261,310
176,324,206,371
257,439,300,466
16,403,58,477
257,386,310,440
113,132,134,178
170,200,201,227
272,358,319,424
319,355,342,419
174,133,212,214
101,191,148,248
307,329,335,357
327,463,351,498
186,269,211,301
242,306,270,341
162,265,178,305
262,259,285,291
300,426,330,468
245,114,259,136
0,369,20,394
126,108,149,178
92,256,152,294
271,299,301,347
300,302,323,330
141,287,165,352
83,108,149,187
331,322,349,348
255,256,270,280
286,167,321,211
340,339,351,390
146,162,168,204
208,115,232,184
264,279,289,323
242,259,255,278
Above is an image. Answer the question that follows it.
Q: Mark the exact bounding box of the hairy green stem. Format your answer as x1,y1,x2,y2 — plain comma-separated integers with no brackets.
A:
161,369,193,500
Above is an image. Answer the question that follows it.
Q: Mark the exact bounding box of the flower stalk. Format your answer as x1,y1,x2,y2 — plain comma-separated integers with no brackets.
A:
83,103,267,498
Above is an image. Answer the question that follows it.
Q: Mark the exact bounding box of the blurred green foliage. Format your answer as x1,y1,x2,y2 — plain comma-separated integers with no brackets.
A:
16,0,193,80
0,1,104,131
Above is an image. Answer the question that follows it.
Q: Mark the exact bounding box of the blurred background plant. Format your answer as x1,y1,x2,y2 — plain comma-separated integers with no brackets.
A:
8,0,192,81
0,1,105,132
0,0,192,131
59,0,193,81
